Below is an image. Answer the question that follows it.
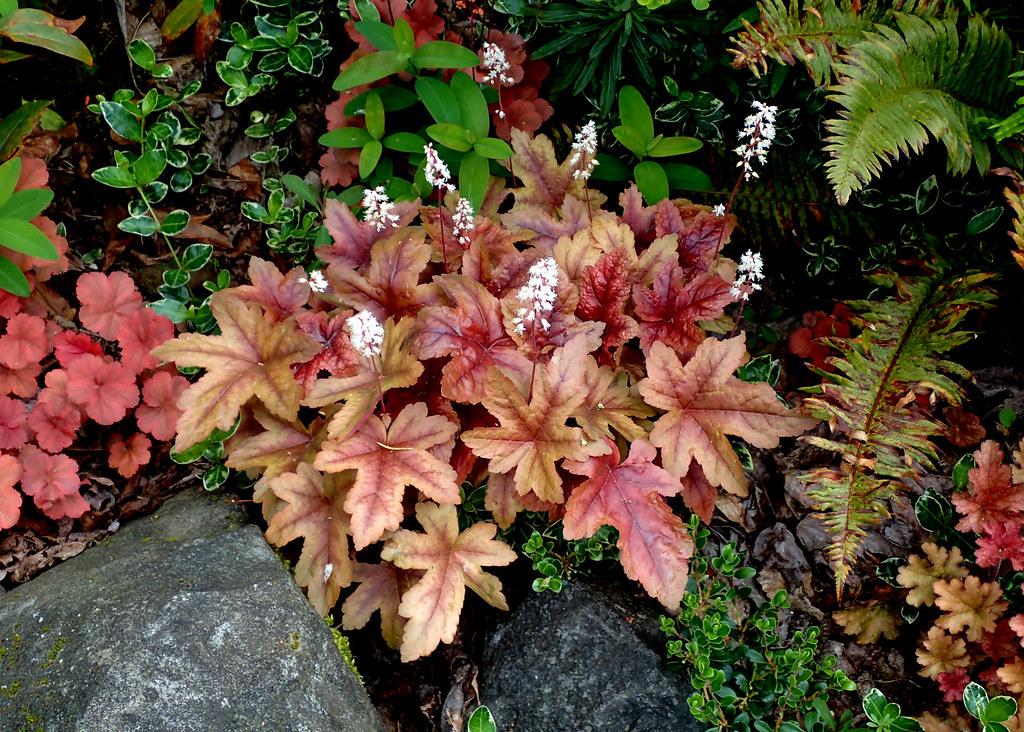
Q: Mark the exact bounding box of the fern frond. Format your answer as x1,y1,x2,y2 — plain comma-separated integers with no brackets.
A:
824,13,1017,204
729,0,945,85
800,266,997,596
1001,172,1024,271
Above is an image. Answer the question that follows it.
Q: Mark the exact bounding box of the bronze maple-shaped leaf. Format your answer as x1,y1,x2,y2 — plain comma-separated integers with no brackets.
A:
314,402,459,550
381,501,516,662
563,438,692,608
637,336,818,496
151,291,320,451
462,336,611,503
342,561,421,650
934,575,1008,642
265,463,354,615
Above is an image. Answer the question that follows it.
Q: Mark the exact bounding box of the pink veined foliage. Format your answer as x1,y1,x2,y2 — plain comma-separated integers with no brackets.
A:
28,393,83,453
135,370,189,442
65,354,140,425
53,330,105,367
117,308,175,373
0,313,51,369
0,395,28,450
76,271,143,339
18,445,88,520
0,453,22,530
108,432,153,478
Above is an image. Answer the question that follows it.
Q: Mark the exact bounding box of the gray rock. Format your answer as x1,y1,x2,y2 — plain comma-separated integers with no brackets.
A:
479,581,699,732
0,489,383,732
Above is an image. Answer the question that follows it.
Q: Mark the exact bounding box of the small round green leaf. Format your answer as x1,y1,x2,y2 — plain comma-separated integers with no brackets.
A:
181,243,213,271
92,166,137,189
966,206,1003,236
161,209,191,237
99,101,143,142
382,132,427,153
132,149,168,186
634,160,669,204
163,268,190,287
119,215,159,236
426,123,473,152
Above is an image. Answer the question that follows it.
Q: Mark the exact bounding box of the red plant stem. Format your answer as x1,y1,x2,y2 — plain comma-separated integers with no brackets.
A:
438,189,449,273
713,172,744,260
527,316,538,399
371,356,388,419
584,180,592,223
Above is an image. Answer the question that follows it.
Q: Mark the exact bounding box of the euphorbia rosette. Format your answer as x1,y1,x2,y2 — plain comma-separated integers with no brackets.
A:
151,130,817,663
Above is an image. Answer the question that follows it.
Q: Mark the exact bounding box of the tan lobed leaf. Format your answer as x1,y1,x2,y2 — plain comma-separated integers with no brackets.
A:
833,604,900,644
381,501,517,662
314,402,459,550
303,317,424,441
998,661,1024,694
934,575,1008,642
897,542,969,607
575,354,654,444
461,335,612,503
342,561,420,650
264,464,354,615
484,471,523,530
637,336,819,495
151,291,320,452
563,439,693,608
916,626,969,680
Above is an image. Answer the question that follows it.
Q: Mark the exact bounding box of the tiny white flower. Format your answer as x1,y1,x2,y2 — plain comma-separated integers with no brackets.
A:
361,185,399,231
481,42,513,86
731,250,765,301
568,120,599,181
735,100,778,181
423,143,455,193
307,270,328,293
712,204,726,218
511,257,559,334
346,310,385,359
323,563,334,583
452,197,475,246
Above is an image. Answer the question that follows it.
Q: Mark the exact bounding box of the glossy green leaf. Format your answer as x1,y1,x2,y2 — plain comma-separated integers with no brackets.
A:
170,439,208,464
0,8,93,65
416,76,461,122
119,215,159,236
163,269,190,287
467,705,496,732
333,50,408,91
319,126,373,149
354,20,397,51
411,41,480,70
170,170,193,192
365,91,385,140
128,39,156,71
0,217,57,258
612,125,648,159
132,149,168,186
0,255,30,297
382,132,427,153
664,162,712,191
458,151,489,212
473,137,513,159
359,140,383,179
353,0,380,22
161,210,190,236
0,157,20,209
99,101,142,142
451,71,489,138
181,243,212,271
0,100,49,160
162,0,202,40
287,45,314,74
345,87,418,115
203,463,229,491
964,682,987,719
0,188,52,220
951,454,976,491
427,123,472,152
618,85,654,145
634,160,669,204
282,174,321,210
393,18,415,55
647,135,702,158
986,696,1018,723
966,206,1003,236
590,153,631,181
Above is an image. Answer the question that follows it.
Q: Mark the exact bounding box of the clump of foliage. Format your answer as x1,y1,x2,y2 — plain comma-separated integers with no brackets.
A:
662,516,860,731
800,265,997,592
0,157,67,296
151,122,817,660
0,271,183,531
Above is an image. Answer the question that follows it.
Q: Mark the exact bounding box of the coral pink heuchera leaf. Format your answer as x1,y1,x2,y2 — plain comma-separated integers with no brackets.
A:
632,263,734,356
19,445,88,519
953,441,1024,534
76,271,143,339
413,275,531,404
28,393,83,453
116,308,175,374
150,291,320,451
314,402,460,550
108,433,152,478
563,438,692,608
293,310,360,390
53,330,104,367
0,361,40,398
0,453,22,530
0,313,50,369
231,258,310,323
65,354,140,425
637,336,819,496
0,395,28,449
265,463,355,615
135,370,189,442
381,501,516,662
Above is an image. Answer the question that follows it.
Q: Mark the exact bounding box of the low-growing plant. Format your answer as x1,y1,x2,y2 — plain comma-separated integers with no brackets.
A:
0,157,66,296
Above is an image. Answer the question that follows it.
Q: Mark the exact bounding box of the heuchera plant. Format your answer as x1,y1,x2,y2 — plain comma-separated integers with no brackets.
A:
152,130,818,662
0,270,184,531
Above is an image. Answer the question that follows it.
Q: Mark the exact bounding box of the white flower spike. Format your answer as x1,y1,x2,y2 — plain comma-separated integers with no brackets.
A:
423,143,455,193
734,101,778,181
512,257,560,334
481,42,512,86
361,185,399,231
730,250,765,301
346,311,385,359
452,197,475,246
568,120,599,181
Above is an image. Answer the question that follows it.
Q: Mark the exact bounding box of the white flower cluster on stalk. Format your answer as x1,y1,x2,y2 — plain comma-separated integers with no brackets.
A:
734,101,777,181
730,250,764,300
346,311,385,358
423,144,455,192
452,197,475,245
512,257,559,334
712,203,726,217
481,42,512,86
568,120,599,181
361,185,399,231
306,270,328,293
